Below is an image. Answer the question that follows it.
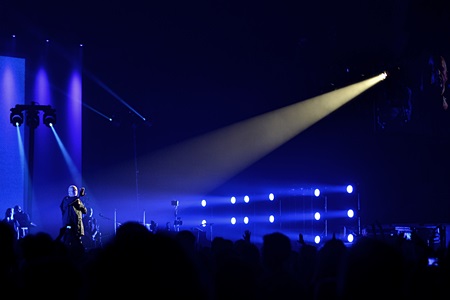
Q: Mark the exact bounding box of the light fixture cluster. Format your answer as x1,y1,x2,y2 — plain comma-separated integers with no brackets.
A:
198,186,359,245
10,103,56,128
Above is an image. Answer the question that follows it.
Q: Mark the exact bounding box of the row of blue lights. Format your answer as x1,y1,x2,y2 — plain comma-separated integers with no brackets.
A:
201,215,277,228
200,184,355,207
195,185,357,245
314,209,355,221
199,208,355,227
198,212,358,245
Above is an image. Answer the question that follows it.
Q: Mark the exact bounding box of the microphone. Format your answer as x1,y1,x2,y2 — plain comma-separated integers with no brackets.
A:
79,187,86,197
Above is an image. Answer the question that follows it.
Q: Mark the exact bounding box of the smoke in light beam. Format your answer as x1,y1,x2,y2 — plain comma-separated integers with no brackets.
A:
83,70,147,122
83,102,112,121
110,73,387,202
50,125,81,183
16,124,27,172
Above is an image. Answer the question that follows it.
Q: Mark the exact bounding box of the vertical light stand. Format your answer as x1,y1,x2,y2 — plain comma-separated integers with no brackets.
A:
357,193,361,236
114,209,117,235
324,196,328,237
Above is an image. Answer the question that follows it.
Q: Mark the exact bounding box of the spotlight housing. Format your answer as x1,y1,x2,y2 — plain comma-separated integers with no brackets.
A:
10,107,24,127
9,103,56,129
26,109,40,129
43,107,56,127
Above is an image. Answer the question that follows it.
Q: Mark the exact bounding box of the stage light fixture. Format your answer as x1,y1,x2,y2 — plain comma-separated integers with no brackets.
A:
314,212,321,221
43,107,57,127
314,188,321,197
347,209,355,218
10,107,24,126
314,235,321,244
347,233,355,243
10,103,57,129
346,185,353,194
26,110,40,129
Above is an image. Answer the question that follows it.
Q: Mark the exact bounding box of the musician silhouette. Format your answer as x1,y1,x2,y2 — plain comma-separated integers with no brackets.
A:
58,185,87,252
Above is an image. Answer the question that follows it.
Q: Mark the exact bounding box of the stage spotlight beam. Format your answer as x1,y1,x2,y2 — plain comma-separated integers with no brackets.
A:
118,73,387,200
83,70,148,121
83,102,113,121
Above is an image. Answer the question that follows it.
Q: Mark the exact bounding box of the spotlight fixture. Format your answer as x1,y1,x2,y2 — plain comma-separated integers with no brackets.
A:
43,106,56,127
10,106,24,126
9,103,56,128
26,109,40,129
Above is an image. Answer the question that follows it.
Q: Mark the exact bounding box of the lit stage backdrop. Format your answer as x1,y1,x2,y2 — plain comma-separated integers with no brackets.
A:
1,37,83,238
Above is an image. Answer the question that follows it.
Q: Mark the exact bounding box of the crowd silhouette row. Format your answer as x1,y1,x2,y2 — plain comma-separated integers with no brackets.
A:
1,218,449,300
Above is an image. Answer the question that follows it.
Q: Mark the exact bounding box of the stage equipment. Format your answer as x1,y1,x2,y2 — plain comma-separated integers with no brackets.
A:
10,102,56,127
9,102,57,219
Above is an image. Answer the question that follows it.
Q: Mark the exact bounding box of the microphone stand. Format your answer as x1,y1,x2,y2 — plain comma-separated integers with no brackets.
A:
98,211,121,235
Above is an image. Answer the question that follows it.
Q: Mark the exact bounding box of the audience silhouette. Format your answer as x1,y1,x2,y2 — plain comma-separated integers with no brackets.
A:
82,221,208,299
0,219,448,300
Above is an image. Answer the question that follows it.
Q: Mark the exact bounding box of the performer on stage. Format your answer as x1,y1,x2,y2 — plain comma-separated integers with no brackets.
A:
82,206,102,250
13,205,36,238
59,185,87,251
2,207,20,240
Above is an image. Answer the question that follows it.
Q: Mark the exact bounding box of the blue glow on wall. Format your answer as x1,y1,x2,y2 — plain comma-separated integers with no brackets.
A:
0,56,25,212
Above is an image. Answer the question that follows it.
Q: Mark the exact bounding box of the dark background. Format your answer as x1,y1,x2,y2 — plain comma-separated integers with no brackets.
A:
2,0,450,234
